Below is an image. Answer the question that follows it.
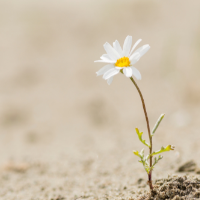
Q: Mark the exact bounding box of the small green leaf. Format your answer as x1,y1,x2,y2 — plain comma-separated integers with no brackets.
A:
151,114,165,136
133,149,150,174
133,150,140,157
140,148,145,157
135,128,151,147
150,155,163,171
151,145,175,156
133,149,144,158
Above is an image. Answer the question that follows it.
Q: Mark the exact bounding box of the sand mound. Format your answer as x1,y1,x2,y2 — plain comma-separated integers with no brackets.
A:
139,176,200,200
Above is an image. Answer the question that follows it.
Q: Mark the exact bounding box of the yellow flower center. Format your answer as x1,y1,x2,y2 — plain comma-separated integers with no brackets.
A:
115,56,130,67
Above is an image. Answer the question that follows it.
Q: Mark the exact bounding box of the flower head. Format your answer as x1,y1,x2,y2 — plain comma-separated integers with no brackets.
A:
95,36,150,85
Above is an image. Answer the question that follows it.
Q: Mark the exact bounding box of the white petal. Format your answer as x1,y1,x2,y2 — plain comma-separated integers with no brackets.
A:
96,64,114,76
115,66,125,69
134,44,150,57
130,52,140,65
107,76,113,85
103,42,120,61
103,68,120,80
129,39,142,56
94,59,115,64
123,67,133,77
113,40,123,57
123,36,132,57
100,54,113,61
131,67,141,80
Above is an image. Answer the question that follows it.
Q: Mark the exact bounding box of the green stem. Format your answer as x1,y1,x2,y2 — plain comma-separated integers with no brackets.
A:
129,76,153,190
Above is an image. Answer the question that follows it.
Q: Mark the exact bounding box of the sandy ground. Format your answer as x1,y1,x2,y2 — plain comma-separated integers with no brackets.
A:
0,0,200,199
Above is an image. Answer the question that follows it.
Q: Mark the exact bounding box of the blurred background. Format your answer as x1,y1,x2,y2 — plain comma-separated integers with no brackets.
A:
0,0,200,199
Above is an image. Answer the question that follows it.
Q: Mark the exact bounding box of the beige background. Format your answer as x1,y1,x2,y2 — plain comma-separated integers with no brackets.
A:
0,0,200,199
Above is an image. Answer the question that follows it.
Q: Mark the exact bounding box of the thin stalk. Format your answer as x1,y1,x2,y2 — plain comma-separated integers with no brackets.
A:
129,76,153,190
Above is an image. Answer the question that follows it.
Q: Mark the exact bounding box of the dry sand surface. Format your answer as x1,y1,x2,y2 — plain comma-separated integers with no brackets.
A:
0,0,200,199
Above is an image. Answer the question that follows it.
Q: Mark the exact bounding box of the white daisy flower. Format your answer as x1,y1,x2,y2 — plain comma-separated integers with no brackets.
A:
95,36,150,85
